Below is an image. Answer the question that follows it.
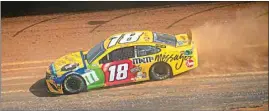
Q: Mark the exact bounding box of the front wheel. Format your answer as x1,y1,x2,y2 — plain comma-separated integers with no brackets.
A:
149,62,172,80
63,75,86,94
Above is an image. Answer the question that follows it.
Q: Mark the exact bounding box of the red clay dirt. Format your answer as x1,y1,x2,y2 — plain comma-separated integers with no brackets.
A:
1,2,268,110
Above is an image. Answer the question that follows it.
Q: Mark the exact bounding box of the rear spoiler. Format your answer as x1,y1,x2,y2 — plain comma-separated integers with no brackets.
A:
175,30,193,47
187,30,192,44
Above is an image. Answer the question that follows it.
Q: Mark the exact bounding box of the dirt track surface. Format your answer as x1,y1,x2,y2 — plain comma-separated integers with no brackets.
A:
1,2,268,110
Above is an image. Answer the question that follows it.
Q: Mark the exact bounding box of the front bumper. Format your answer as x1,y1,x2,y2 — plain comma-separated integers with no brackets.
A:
45,79,64,94
45,64,64,94
45,70,64,94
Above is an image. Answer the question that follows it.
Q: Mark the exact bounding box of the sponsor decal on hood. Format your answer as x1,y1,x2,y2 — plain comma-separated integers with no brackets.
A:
53,52,85,77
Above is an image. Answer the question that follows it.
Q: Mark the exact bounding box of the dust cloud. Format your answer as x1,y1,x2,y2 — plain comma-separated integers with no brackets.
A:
190,3,268,73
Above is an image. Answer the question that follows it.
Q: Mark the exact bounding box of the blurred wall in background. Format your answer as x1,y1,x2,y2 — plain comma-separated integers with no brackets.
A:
1,1,211,18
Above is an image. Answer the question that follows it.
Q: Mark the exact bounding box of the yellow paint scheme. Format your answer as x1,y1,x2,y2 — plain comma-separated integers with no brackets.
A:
52,52,85,77
92,30,198,81
103,30,154,50
46,30,198,94
51,30,197,78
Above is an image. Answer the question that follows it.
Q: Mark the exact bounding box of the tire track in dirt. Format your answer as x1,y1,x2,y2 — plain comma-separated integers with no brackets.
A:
11,2,231,37
89,2,220,33
1,60,54,67
89,11,140,33
2,71,267,94
166,2,250,29
3,2,267,110
12,5,172,37
89,5,173,33
12,14,71,37
2,66,48,72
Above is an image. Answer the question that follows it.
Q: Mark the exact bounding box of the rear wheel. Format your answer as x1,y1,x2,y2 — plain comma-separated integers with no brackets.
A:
63,75,86,94
149,62,172,80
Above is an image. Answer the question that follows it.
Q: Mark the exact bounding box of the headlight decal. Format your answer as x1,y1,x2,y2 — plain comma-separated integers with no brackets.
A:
50,63,57,76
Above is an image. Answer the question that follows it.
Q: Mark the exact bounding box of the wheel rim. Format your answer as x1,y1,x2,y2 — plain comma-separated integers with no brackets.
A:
152,64,170,78
65,77,81,92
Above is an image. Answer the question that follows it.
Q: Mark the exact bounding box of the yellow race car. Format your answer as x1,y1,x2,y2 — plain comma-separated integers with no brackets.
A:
45,30,198,94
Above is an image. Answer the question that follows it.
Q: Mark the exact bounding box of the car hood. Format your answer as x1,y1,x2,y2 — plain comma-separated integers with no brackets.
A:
51,51,87,77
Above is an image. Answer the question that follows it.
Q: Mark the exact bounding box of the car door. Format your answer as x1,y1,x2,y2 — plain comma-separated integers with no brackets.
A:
99,46,137,86
132,45,161,81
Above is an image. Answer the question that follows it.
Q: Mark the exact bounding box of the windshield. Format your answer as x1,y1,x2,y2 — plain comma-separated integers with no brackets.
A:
153,32,176,46
86,41,105,63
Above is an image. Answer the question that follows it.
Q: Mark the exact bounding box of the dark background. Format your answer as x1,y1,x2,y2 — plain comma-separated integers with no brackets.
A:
1,1,212,18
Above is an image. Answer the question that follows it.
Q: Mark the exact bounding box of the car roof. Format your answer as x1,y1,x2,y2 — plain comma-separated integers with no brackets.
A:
103,30,154,49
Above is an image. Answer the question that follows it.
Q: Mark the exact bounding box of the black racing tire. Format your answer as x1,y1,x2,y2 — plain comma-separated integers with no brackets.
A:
63,74,86,94
149,62,173,80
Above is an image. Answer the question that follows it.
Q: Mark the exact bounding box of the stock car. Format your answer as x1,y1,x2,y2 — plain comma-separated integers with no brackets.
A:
45,30,198,94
